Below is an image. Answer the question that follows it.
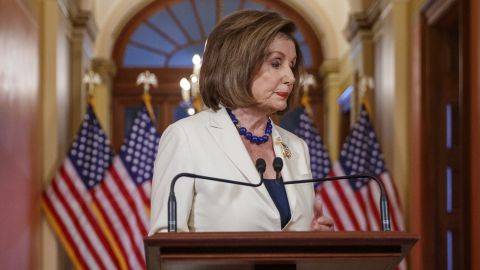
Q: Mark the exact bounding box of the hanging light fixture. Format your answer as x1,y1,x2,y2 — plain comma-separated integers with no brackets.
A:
179,54,202,115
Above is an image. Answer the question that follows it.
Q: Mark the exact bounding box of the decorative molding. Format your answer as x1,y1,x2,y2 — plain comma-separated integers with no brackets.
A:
344,0,386,42
319,59,340,76
91,57,117,79
56,0,97,41
319,53,353,94
72,9,97,41
59,0,97,40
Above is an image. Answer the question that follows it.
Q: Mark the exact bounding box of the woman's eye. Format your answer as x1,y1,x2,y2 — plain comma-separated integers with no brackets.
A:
271,61,281,68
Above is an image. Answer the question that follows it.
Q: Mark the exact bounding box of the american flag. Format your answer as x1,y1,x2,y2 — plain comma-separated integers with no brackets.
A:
41,105,121,269
288,108,332,180
281,108,338,222
281,106,405,232
333,106,405,231
92,106,160,270
119,107,160,210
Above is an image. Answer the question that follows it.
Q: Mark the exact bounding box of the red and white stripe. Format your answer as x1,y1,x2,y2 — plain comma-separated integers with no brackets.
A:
138,179,152,211
315,162,406,269
42,159,119,270
316,161,405,232
92,156,149,270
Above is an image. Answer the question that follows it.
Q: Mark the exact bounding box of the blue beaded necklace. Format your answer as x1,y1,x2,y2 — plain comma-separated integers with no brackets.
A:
226,108,272,145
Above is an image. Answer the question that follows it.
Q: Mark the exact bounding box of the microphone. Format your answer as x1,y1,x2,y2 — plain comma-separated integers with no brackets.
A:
272,157,283,182
167,158,266,232
255,158,266,181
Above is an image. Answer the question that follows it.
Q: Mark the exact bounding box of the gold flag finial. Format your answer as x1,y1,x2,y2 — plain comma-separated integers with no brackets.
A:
136,70,158,120
82,70,101,108
301,73,316,117
358,75,374,117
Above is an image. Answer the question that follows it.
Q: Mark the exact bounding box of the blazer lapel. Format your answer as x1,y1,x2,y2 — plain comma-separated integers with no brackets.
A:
206,108,262,184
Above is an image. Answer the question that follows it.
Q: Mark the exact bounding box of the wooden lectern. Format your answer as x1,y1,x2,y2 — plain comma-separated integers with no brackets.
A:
144,231,418,270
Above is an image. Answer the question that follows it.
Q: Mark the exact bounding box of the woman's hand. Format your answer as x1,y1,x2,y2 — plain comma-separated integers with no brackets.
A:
311,195,335,231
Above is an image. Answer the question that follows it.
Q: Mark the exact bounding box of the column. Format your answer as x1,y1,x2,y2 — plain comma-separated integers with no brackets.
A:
91,57,117,137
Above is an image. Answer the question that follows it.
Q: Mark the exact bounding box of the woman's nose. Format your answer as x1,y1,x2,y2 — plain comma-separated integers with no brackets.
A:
283,68,295,85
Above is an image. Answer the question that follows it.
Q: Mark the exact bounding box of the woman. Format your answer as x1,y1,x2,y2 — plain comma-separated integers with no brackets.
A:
149,10,333,233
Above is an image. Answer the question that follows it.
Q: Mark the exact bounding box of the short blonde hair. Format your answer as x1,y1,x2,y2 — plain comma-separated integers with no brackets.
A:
200,10,303,111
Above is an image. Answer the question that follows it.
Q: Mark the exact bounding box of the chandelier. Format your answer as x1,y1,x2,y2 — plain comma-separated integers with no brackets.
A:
179,54,202,115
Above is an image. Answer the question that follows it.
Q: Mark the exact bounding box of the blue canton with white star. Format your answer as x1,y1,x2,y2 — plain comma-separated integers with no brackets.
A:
119,107,161,186
281,108,332,187
69,106,114,189
339,107,387,190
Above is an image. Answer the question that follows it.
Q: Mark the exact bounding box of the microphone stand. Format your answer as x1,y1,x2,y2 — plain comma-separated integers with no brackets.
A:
167,172,391,232
283,174,391,231
168,173,263,232
169,159,267,232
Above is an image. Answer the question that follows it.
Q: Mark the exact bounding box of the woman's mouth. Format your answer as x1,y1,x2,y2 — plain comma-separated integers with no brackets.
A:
275,92,289,98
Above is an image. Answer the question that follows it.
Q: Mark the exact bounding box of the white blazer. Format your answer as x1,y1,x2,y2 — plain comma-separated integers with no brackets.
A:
149,107,314,234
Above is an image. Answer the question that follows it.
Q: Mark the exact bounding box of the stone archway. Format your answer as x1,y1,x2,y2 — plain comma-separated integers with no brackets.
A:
93,0,350,150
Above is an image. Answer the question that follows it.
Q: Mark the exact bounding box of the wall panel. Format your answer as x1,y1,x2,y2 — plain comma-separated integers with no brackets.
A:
470,0,480,268
0,0,40,269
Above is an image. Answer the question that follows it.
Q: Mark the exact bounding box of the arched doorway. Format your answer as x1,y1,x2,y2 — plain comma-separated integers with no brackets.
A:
111,0,326,150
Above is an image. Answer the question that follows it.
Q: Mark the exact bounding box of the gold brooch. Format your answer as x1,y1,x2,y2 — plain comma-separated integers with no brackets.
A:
274,137,292,159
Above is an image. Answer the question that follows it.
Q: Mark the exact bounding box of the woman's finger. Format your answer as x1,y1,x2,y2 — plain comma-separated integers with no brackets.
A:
312,216,335,231
313,195,323,218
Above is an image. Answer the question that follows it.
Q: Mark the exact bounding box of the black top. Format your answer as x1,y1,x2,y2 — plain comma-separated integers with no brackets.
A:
263,179,291,229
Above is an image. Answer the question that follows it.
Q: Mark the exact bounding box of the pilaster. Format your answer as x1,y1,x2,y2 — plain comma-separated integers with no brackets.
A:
320,56,354,160
40,0,97,269
344,0,381,122
320,59,342,160
91,57,117,137
70,2,97,136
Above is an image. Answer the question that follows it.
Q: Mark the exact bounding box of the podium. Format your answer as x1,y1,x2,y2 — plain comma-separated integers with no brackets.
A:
144,231,418,270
